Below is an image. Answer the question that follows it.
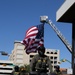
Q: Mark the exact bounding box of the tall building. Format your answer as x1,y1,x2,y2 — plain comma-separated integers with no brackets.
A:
45,49,60,70
9,41,29,65
9,41,60,70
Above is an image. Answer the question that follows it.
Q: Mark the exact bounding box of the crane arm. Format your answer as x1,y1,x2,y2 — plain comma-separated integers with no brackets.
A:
46,20,72,53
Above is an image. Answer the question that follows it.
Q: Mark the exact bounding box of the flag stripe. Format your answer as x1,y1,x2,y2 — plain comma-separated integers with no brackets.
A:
26,30,38,37
26,26,38,36
22,24,44,54
26,33,38,39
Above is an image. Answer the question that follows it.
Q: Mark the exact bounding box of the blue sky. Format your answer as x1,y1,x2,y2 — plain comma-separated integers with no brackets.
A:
0,0,72,68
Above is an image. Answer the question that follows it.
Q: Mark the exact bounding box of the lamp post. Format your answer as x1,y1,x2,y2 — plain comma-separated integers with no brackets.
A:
58,59,72,64
0,51,9,56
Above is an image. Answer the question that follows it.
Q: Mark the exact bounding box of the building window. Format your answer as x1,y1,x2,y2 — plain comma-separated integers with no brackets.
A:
51,61,53,64
16,59,23,63
16,54,23,58
50,56,53,59
30,55,34,58
54,52,57,54
17,50,23,54
46,52,49,54
17,45,24,49
54,66,56,68
54,61,57,64
54,57,57,59
0,68,13,70
51,52,53,54
30,60,31,62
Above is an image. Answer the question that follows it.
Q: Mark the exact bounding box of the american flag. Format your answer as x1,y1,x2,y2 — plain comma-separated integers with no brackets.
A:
21,24,44,54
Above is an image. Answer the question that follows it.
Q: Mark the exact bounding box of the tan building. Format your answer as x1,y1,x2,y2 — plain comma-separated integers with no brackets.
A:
9,41,29,65
9,41,60,70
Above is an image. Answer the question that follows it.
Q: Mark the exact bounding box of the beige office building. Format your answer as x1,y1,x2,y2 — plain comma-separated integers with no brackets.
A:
9,41,60,70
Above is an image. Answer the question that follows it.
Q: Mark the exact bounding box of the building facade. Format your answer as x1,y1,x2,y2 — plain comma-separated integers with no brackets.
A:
9,41,60,70
0,60,13,74
9,41,29,65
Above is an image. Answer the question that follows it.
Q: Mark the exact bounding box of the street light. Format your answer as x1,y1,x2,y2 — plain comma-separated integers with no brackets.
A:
58,59,72,64
0,51,9,56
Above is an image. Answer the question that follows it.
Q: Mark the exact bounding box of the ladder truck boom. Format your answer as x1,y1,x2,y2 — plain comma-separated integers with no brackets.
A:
46,20,72,53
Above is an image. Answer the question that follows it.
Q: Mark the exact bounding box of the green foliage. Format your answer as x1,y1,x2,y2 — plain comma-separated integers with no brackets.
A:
24,64,30,72
19,64,30,73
